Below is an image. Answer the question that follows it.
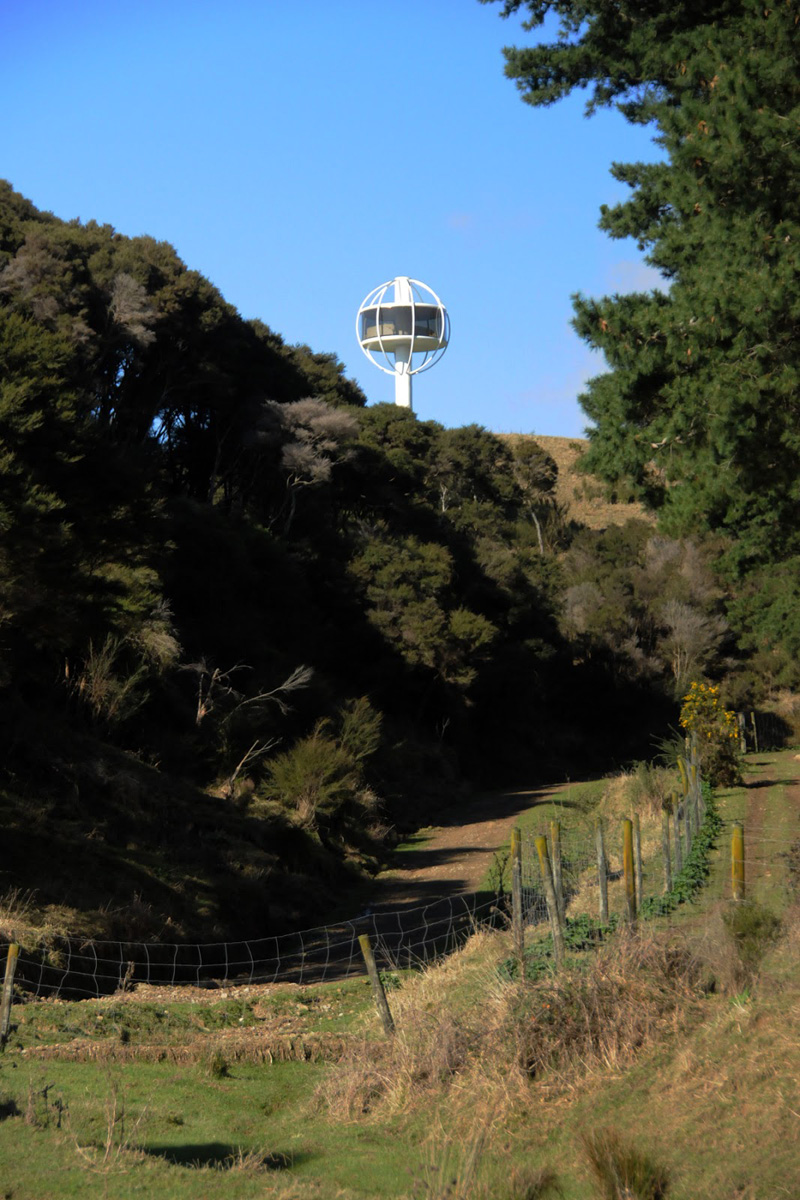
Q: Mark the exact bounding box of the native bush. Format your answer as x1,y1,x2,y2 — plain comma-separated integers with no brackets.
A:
256,698,382,841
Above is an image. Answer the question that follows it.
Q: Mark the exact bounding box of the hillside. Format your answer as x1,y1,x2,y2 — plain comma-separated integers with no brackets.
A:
4,179,797,958
1,747,797,1197
502,434,655,531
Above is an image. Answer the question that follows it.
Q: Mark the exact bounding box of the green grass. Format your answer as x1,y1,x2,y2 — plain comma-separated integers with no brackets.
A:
7,977,379,1053
692,750,797,918
0,1058,425,1198
2,750,798,1198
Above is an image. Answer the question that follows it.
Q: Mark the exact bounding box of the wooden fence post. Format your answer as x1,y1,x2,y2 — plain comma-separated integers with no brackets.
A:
731,823,745,902
535,836,565,969
661,808,673,894
550,819,565,927
750,711,759,753
737,712,747,754
358,934,395,1035
595,819,609,925
622,819,637,924
510,827,525,973
632,813,643,910
693,761,705,824
688,763,698,833
671,792,683,874
0,944,19,1048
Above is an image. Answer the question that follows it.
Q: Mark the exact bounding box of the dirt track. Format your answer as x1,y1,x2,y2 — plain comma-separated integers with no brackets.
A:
369,780,571,912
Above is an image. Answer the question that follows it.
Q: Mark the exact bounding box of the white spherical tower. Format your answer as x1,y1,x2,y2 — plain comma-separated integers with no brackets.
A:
356,276,449,410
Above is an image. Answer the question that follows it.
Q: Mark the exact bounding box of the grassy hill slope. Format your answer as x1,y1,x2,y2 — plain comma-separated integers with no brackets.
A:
502,433,655,530
1,747,797,1198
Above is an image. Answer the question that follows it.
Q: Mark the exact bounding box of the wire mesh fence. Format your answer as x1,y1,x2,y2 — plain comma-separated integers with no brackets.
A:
5,740,792,1039
10,891,502,1003
518,819,598,927
5,788,701,1004
737,709,793,753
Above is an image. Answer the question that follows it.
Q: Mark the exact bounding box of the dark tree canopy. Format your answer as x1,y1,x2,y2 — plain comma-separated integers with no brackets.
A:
3,175,789,939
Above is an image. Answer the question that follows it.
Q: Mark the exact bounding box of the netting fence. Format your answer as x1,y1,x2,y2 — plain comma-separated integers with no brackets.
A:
5,738,784,1016
9,890,505,1003
6,799,697,1005
8,812,612,1004
518,819,599,927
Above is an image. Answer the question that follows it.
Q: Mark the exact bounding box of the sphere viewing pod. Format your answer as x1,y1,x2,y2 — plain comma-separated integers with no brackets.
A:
356,276,449,409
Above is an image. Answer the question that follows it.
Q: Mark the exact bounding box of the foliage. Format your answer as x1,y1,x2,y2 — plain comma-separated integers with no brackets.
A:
256,699,382,843
0,177,757,933
621,761,674,821
679,681,740,786
561,523,731,694
581,1128,671,1200
502,914,620,983
199,1048,230,1079
640,783,723,917
486,0,800,675
722,901,782,977
725,558,800,693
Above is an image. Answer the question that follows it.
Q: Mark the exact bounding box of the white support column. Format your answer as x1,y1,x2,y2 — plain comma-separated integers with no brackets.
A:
394,346,412,409
393,276,413,408
394,276,413,304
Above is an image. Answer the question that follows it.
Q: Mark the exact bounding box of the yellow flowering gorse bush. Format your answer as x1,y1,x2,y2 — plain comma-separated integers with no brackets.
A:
680,681,738,741
679,681,741,785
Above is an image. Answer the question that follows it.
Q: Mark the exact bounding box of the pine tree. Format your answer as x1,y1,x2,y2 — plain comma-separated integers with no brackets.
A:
486,0,800,569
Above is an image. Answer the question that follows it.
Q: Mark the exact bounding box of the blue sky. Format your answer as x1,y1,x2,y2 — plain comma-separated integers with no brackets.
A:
1,0,664,436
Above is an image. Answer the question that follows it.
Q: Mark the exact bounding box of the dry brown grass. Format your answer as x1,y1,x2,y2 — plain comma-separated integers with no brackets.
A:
513,928,702,1081
316,926,704,1126
581,1127,671,1199
316,931,504,1121
0,887,44,945
23,1026,350,1065
598,766,674,824
563,768,672,920
499,435,655,531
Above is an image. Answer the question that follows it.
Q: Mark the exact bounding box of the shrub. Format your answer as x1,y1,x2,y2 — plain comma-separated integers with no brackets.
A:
513,931,701,1080
318,928,702,1123
679,681,741,786
581,1128,671,1199
67,635,149,728
722,901,782,979
199,1048,229,1079
640,783,723,917
264,725,356,830
257,697,382,839
627,761,673,818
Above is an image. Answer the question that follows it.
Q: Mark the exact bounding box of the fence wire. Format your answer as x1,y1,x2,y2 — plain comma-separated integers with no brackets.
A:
7,810,670,1003
8,746,790,1012
519,820,598,926
11,891,502,1002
